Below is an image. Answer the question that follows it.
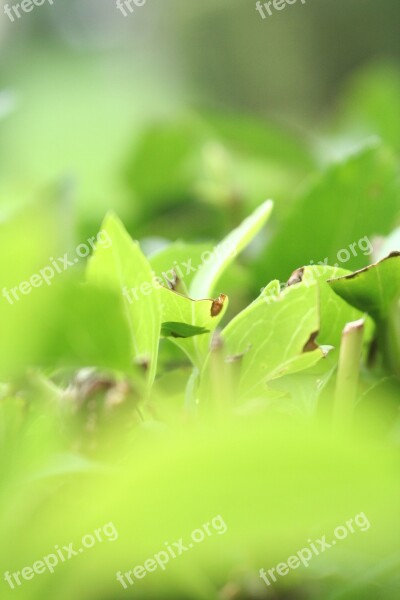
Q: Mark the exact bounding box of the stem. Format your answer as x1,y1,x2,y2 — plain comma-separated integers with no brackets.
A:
333,319,365,434
382,298,400,377
184,367,200,416
209,332,228,419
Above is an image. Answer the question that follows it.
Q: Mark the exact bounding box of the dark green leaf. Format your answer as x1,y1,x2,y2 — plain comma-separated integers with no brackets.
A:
161,322,210,339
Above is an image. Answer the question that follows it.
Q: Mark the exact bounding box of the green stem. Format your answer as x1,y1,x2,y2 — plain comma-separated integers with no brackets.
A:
383,298,400,377
209,332,228,419
333,319,365,434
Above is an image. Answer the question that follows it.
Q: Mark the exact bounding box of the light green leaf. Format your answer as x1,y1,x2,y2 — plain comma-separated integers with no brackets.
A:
0,203,74,378
86,213,161,386
235,265,367,414
267,346,330,381
199,281,323,404
190,199,273,299
267,352,338,416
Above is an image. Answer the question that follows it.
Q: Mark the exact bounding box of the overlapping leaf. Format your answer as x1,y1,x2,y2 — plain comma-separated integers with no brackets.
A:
329,253,400,375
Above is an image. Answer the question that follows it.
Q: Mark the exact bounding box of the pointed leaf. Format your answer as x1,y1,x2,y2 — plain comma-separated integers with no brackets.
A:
86,213,161,385
190,200,273,299
329,253,400,375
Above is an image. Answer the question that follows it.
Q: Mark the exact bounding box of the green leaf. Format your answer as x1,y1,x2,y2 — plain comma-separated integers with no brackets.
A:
376,227,400,261
159,286,228,368
267,353,338,416
194,114,315,216
0,279,133,376
149,241,213,294
256,145,400,284
329,253,400,376
200,280,323,404
205,113,314,170
161,322,209,339
335,64,400,154
0,203,75,378
328,253,400,326
86,213,161,386
123,119,205,215
43,283,133,372
240,265,371,415
260,266,371,350
266,346,330,381
190,199,273,299
296,265,372,349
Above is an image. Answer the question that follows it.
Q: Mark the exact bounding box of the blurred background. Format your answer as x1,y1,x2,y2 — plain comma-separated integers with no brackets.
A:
0,0,400,209
0,0,399,279
1,5,400,599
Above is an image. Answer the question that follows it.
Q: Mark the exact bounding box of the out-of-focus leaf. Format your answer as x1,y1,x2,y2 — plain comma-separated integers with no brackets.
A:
268,352,338,416
206,113,314,170
150,241,213,294
0,90,17,121
43,283,133,372
256,145,400,284
124,118,205,215
0,203,70,378
335,64,400,154
194,113,315,218
375,227,400,261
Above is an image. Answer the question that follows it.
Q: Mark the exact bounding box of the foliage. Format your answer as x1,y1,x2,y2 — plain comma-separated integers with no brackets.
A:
1,64,400,600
